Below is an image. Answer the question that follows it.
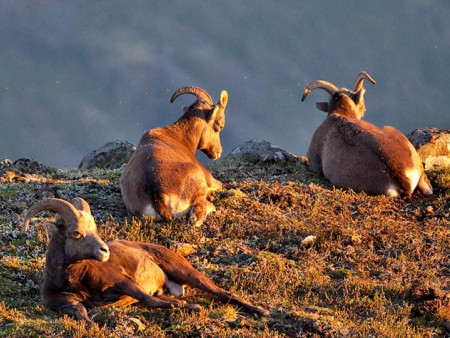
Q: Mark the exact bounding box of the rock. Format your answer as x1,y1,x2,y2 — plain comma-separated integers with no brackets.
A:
301,235,317,247
406,128,450,169
167,240,198,257
0,158,56,183
12,158,56,175
78,140,135,169
221,139,299,165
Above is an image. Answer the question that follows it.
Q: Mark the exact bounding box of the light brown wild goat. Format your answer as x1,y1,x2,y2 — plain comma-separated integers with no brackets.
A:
301,71,432,198
120,86,227,227
23,198,269,326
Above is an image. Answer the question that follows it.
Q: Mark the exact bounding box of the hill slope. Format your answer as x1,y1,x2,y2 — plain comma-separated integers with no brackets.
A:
0,157,449,336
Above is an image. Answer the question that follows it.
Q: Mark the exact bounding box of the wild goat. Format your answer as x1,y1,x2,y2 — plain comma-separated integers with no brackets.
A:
301,71,432,198
23,198,269,326
120,86,227,226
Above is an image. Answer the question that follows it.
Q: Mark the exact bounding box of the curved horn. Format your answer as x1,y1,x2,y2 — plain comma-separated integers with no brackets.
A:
70,197,91,214
23,198,80,231
170,86,213,105
353,71,376,92
301,80,339,102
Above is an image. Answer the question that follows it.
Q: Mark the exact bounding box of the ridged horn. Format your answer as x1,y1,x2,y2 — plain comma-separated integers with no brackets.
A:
301,80,339,102
353,71,376,92
170,86,213,105
23,198,81,231
71,197,91,214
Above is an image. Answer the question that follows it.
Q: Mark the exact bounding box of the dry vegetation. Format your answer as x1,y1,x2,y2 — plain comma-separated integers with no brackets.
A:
0,157,449,337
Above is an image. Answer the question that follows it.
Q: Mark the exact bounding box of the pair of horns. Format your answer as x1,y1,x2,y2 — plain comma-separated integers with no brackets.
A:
301,71,376,102
170,86,213,105
23,198,90,231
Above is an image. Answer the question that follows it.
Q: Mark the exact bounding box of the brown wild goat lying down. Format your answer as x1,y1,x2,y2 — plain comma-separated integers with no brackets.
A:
301,71,432,198
120,86,227,227
24,198,268,326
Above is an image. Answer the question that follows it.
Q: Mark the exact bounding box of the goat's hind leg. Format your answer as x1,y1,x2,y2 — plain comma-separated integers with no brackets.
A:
154,194,173,220
117,279,195,311
418,173,433,195
156,248,269,316
182,270,269,316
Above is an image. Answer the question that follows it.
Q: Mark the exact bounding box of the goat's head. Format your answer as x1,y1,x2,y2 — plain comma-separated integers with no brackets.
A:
171,86,228,160
23,198,110,263
301,71,376,119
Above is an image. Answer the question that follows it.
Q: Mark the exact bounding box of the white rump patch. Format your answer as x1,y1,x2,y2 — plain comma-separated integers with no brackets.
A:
386,185,400,198
404,169,420,191
142,204,159,217
164,274,185,297
143,200,192,220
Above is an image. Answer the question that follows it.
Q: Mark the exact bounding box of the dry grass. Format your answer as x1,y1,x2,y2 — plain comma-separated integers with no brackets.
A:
0,159,448,337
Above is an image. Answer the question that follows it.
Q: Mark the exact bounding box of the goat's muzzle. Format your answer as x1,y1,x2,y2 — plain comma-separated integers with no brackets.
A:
96,244,110,262
209,151,222,160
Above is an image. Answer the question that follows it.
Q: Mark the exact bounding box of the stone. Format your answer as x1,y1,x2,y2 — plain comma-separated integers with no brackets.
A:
222,139,298,165
12,158,56,175
406,128,450,169
78,140,136,169
0,158,56,183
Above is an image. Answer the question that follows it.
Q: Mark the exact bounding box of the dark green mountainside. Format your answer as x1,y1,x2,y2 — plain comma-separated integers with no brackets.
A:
0,1,449,167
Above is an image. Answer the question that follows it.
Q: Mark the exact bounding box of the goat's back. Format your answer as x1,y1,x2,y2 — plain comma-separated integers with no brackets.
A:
308,115,425,196
120,128,208,216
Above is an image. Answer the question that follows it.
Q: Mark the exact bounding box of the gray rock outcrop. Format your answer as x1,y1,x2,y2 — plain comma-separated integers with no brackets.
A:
407,128,450,169
78,140,136,170
222,139,299,165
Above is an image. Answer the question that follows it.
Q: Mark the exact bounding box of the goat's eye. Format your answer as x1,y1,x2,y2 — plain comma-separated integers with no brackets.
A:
71,231,83,240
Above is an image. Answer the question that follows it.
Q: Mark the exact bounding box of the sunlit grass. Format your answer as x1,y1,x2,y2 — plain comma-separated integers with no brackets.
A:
0,161,448,336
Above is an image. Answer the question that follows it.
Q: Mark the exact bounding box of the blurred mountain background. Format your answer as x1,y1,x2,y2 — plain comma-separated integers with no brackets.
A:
0,1,449,168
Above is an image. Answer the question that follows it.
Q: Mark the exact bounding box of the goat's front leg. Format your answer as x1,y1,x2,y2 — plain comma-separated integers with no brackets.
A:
200,164,222,193
44,291,94,326
189,189,216,227
154,293,202,312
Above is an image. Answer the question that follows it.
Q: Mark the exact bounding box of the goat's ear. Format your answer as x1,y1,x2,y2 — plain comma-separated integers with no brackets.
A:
218,90,228,109
209,90,228,121
45,221,61,235
314,102,329,113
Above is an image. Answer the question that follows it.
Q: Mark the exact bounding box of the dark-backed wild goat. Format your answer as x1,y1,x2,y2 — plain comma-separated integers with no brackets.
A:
301,71,432,198
120,86,227,226
24,198,268,326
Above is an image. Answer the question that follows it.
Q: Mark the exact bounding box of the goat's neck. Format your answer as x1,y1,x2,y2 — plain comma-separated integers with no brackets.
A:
165,117,205,153
44,235,69,289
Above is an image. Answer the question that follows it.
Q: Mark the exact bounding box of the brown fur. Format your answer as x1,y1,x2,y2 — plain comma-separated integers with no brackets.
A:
29,198,268,326
303,73,432,197
120,89,227,226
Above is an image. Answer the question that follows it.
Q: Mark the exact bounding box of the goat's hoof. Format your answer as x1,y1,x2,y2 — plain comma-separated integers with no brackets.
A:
186,303,202,312
85,319,98,330
192,219,203,227
189,214,204,227
256,307,270,316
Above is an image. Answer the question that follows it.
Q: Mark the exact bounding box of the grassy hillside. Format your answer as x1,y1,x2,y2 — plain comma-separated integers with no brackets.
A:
0,158,449,336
